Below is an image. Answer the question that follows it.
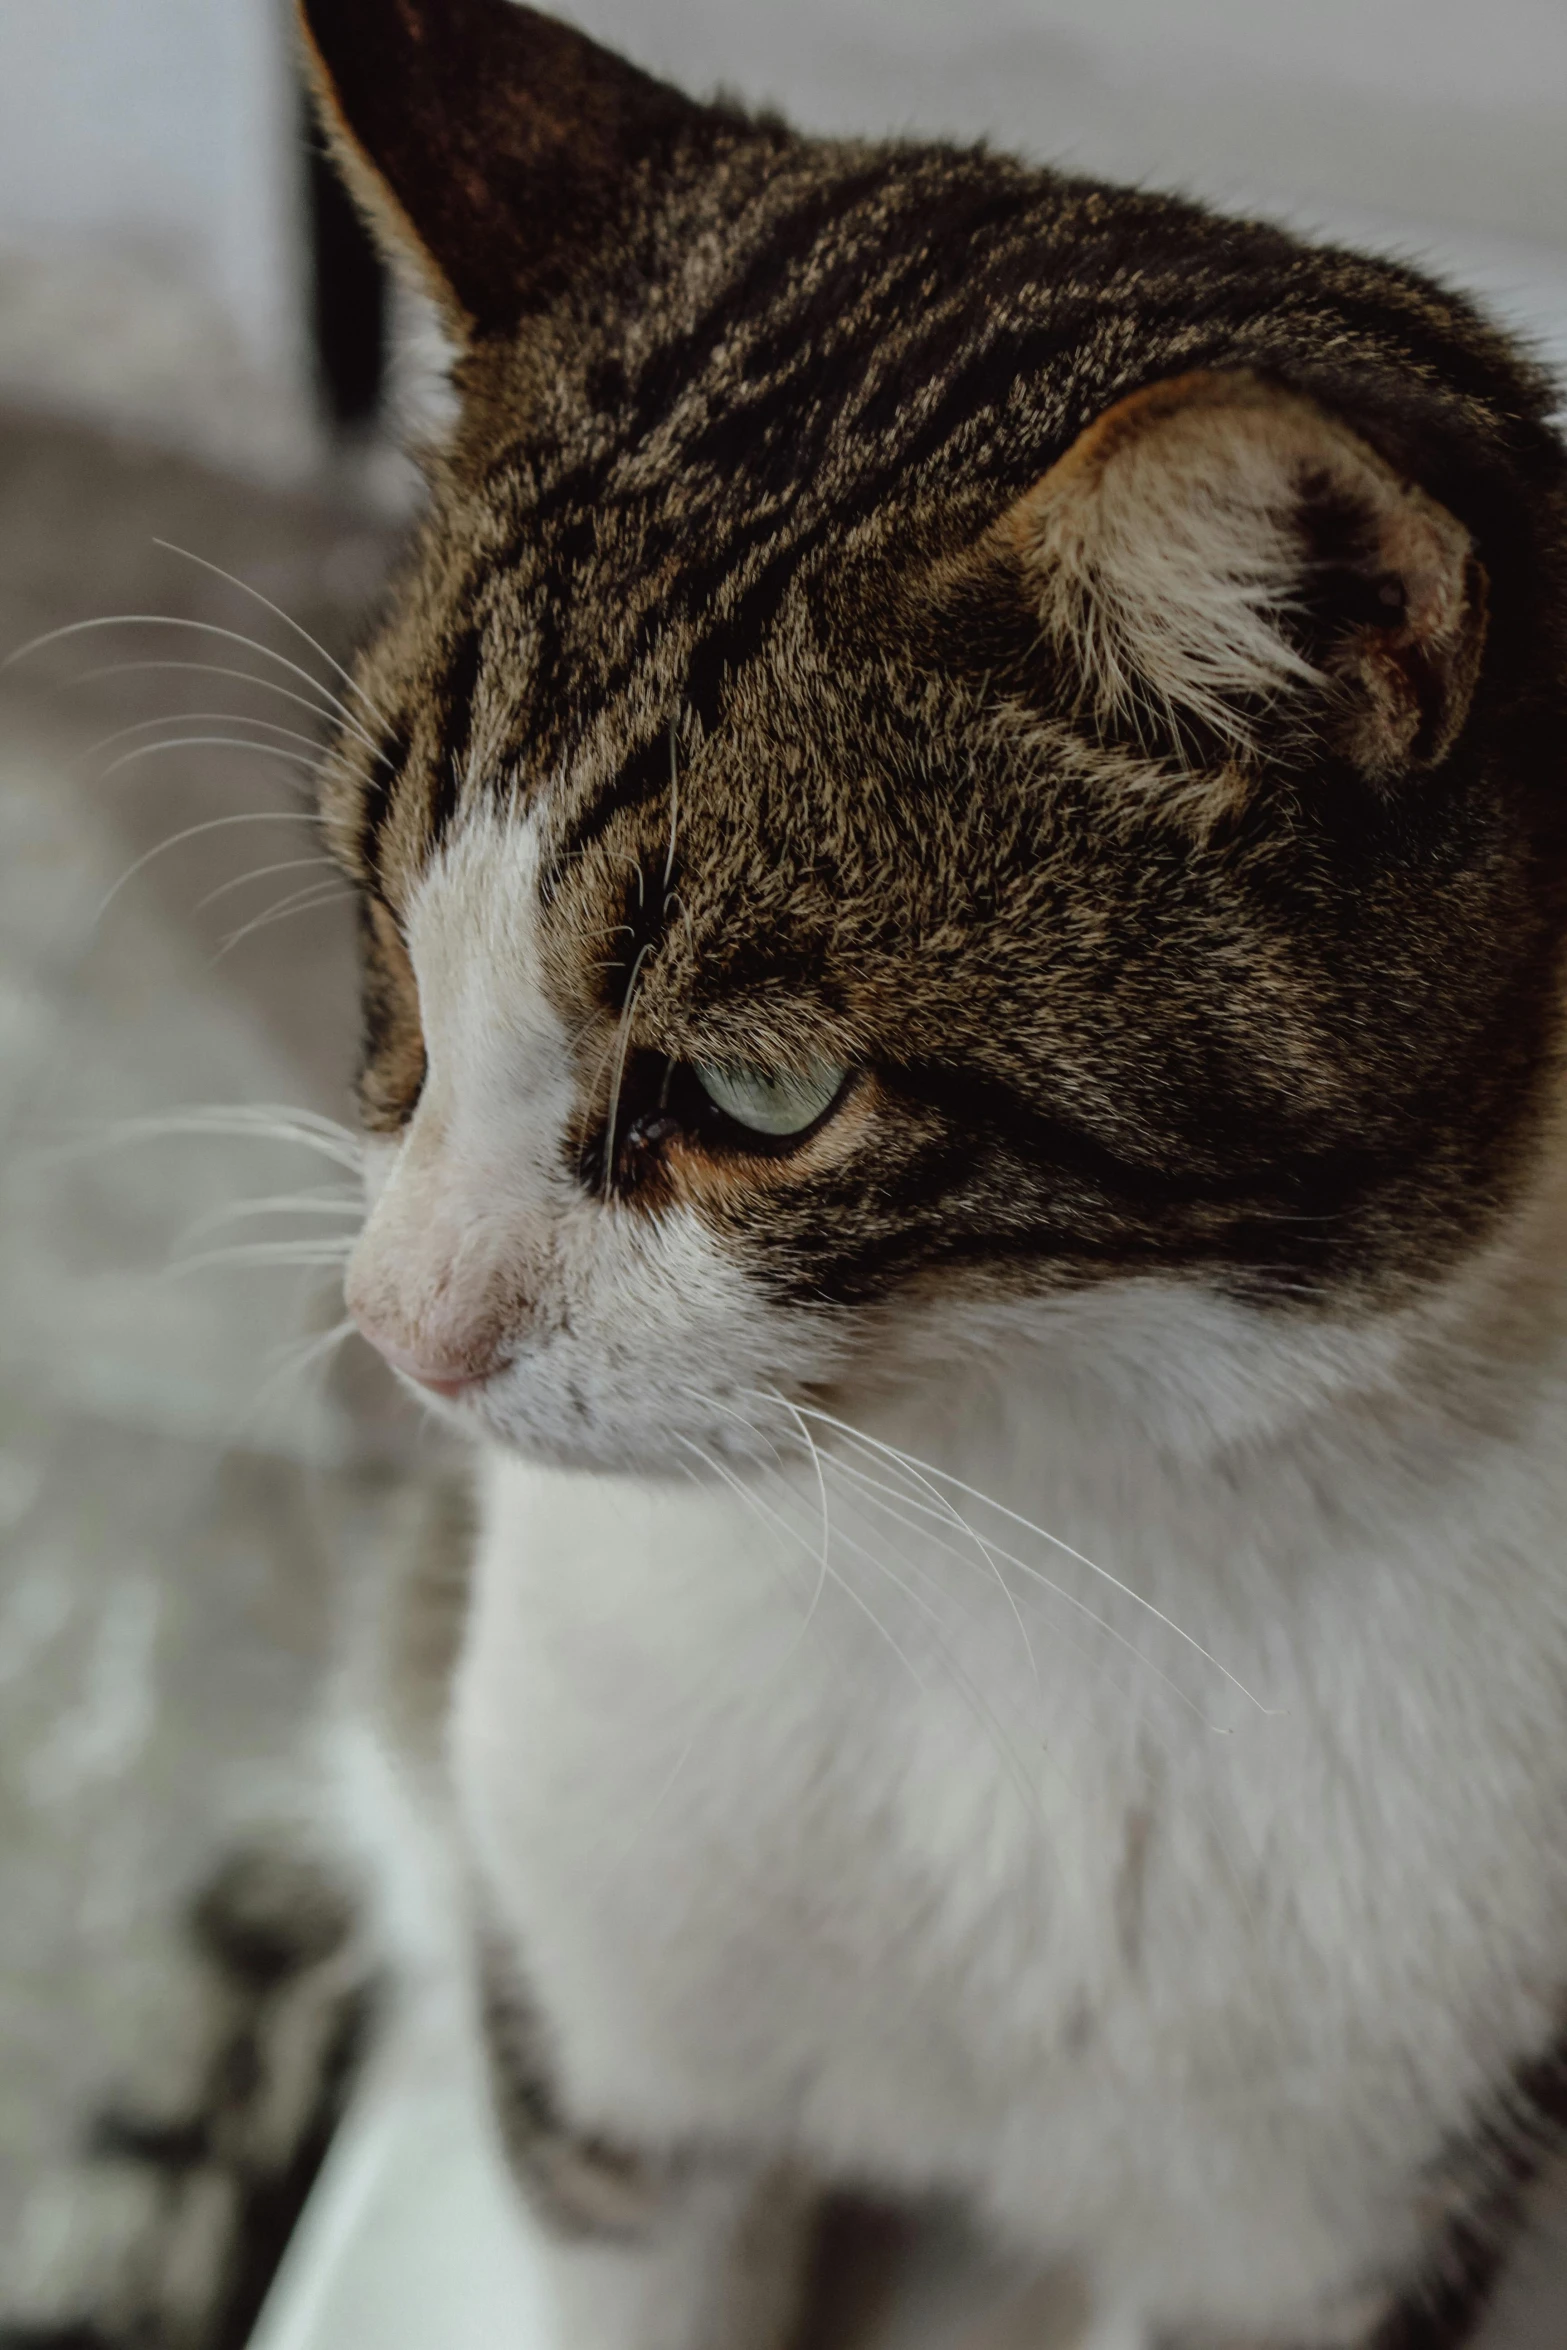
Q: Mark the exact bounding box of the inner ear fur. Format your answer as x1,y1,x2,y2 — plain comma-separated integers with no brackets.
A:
1005,370,1488,782
296,0,739,335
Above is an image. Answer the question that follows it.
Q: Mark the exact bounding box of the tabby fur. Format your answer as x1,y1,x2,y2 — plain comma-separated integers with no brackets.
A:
299,4,1567,2345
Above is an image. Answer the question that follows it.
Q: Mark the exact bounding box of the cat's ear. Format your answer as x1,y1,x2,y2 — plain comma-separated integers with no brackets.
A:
295,0,727,336
1005,370,1487,782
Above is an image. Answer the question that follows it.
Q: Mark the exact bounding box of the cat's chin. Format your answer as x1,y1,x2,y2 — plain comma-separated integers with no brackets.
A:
412,1371,800,1481
395,1282,1388,1489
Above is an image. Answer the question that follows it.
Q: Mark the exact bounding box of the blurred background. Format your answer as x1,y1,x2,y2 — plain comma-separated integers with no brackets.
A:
1,4,1565,2346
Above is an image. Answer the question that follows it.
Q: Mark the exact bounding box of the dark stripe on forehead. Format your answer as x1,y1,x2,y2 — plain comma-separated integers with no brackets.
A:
619,159,899,440
388,137,1561,931
462,189,1096,818
553,731,673,878
552,528,825,871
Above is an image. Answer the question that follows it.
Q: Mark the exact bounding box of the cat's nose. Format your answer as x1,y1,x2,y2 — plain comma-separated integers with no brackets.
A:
349,1315,498,1397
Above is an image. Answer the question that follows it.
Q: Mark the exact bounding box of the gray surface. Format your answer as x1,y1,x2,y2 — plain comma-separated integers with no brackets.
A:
0,409,416,2336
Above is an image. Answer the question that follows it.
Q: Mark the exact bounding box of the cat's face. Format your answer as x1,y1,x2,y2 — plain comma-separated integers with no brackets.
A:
303,0,1567,1471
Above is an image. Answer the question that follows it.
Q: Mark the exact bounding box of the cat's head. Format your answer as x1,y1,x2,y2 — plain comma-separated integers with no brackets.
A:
303,0,1567,1472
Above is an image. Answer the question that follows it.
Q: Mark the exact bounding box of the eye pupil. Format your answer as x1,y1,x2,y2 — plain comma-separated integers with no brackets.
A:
693,1059,846,1139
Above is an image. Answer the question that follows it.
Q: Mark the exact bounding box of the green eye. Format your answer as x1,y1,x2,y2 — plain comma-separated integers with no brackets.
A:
692,1059,847,1138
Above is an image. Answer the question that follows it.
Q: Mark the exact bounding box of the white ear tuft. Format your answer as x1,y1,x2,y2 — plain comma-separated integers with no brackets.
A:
1008,371,1487,778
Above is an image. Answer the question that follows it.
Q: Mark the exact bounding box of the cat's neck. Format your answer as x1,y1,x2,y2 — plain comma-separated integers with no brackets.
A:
811,1150,1567,1604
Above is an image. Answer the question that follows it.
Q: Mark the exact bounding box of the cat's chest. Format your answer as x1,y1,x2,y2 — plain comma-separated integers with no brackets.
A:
448,1444,1567,2195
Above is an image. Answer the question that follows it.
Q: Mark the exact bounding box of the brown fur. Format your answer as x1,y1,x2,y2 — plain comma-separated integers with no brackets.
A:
296,7,1567,2337
299,0,1567,1330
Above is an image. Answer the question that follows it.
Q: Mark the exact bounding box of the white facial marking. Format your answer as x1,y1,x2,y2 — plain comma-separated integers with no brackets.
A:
345,805,842,1467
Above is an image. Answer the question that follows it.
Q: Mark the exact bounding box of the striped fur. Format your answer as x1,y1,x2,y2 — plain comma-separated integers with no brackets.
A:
298,7,1567,2347
309,62,1567,1318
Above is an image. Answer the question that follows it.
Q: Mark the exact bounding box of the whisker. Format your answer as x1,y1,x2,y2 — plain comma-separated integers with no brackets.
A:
780,1536,927,1688
72,660,393,758
151,539,394,734
179,1187,363,1243
783,1401,1278,1720
93,811,330,926
39,1105,364,1174
613,1438,835,1857
602,943,653,1189
196,856,340,912
818,1429,1241,1733
84,712,334,769
100,736,324,780
672,1434,815,1608
799,1478,1055,1817
243,1317,358,1440
662,719,680,899
213,881,355,959
2,616,385,762
164,1238,357,1278
815,1439,1041,1699
681,1429,1055,1830
816,1450,1179,1729
675,1433,925,1686
770,1393,834,1653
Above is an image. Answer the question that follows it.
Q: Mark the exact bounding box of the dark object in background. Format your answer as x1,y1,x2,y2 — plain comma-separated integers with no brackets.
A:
305,106,389,430
0,1846,372,2350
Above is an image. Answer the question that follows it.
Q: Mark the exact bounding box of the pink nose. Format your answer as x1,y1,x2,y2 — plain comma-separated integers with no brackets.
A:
351,1321,498,1398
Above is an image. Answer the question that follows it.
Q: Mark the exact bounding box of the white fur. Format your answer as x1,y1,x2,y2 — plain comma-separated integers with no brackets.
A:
347,808,841,1470
345,803,1567,2349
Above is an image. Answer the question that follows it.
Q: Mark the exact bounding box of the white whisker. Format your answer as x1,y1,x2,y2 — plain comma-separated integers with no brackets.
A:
151,539,394,734
40,1105,364,1174
816,1441,1042,1699
602,942,653,1186
796,1473,1054,1817
243,1317,358,1438
771,1393,834,1653
818,1431,1239,1733
2,616,384,761
675,1432,925,1687
179,1187,363,1244
72,659,393,764
610,1442,820,1859
164,1237,357,1278
783,1400,1277,1720
85,712,334,769
672,1435,815,1607
817,1449,1173,1731
94,811,331,926
213,881,355,959
196,856,340,912
663,719,680,898
100,736,324,780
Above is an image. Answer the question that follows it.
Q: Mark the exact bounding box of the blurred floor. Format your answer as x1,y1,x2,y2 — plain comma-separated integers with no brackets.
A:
0,408,421,2340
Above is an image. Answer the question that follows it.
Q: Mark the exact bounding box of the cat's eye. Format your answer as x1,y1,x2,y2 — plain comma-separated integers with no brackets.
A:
692,1059,848,1139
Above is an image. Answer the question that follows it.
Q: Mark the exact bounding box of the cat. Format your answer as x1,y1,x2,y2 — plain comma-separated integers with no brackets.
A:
296,2,1567,2344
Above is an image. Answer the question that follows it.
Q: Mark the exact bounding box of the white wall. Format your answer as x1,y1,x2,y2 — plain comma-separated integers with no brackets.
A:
0,0,311,475
567,0,1567,260
1,0,1563,475
0,0,297,346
